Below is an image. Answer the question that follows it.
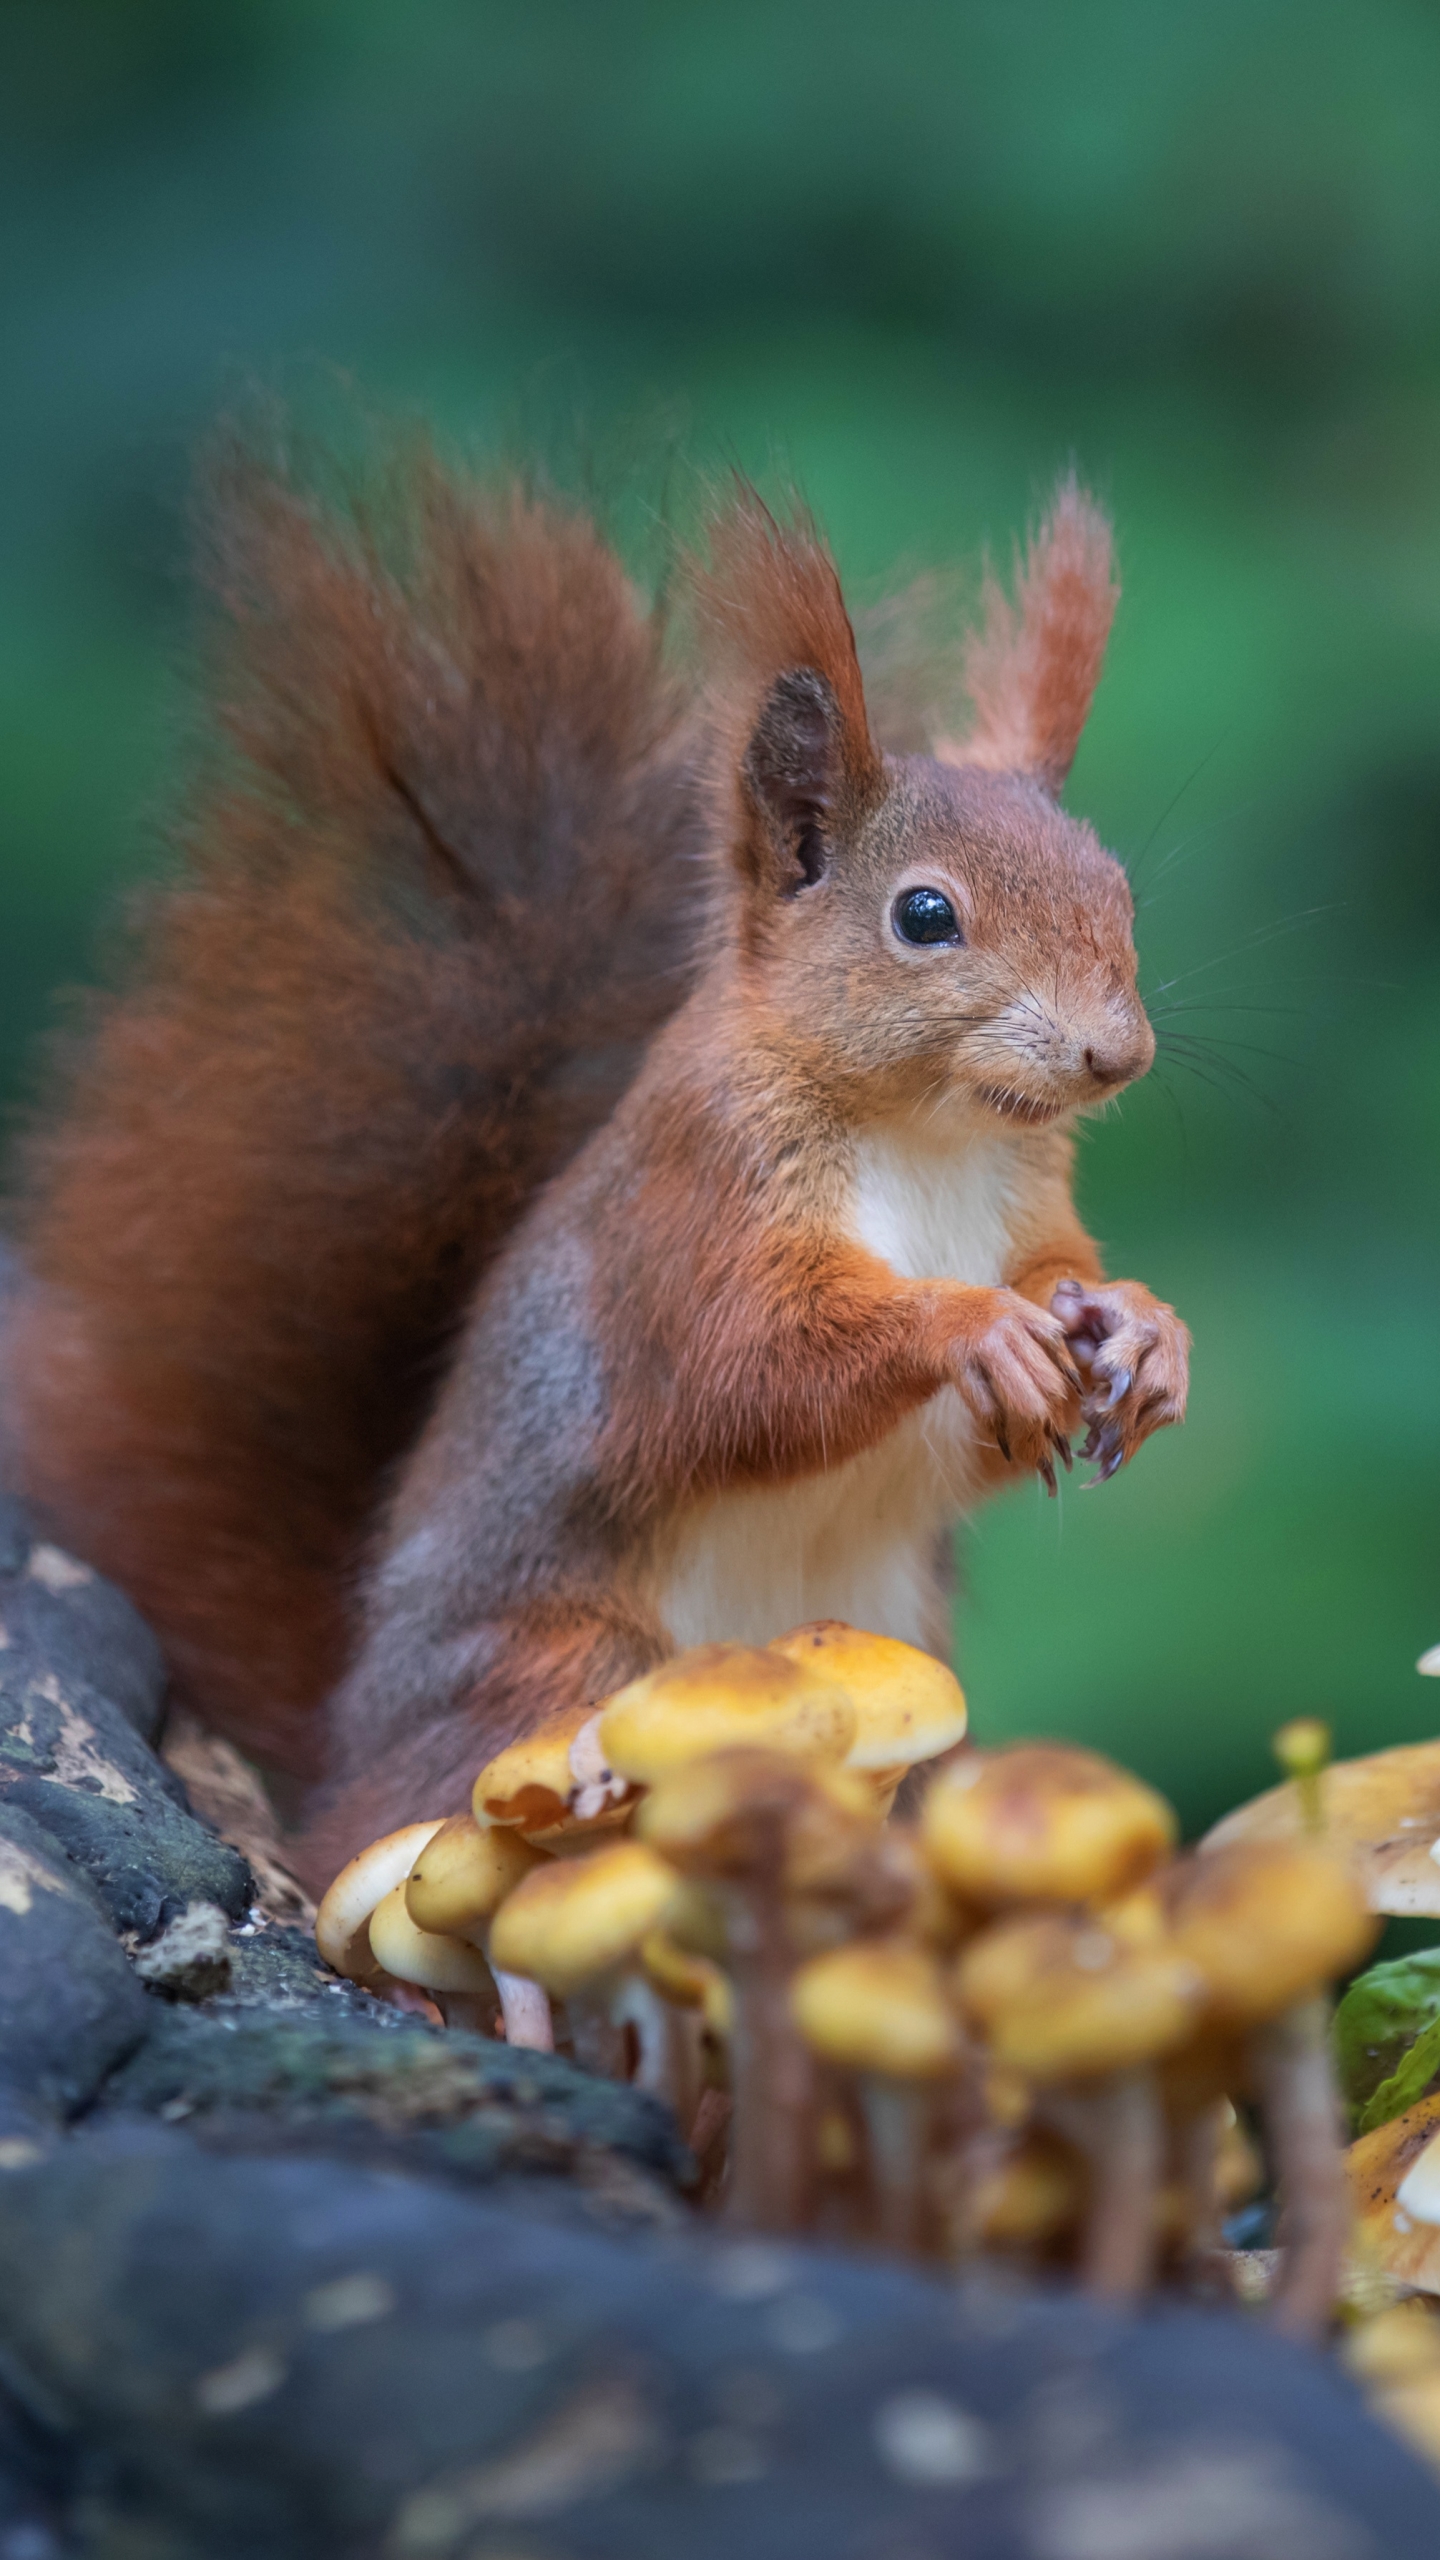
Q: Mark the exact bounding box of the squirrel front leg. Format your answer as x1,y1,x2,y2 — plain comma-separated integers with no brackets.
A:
600,1232,1085,1510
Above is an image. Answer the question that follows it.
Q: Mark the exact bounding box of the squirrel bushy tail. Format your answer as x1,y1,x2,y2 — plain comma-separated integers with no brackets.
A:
5,434,699,1775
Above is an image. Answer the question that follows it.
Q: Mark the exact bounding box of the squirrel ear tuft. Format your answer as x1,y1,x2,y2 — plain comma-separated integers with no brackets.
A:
692,484,880,893
939,477,1117,795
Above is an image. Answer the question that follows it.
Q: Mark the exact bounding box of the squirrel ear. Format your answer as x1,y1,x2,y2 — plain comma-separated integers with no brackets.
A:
740,666,843,892
939,477,1117,794
693,484,881,897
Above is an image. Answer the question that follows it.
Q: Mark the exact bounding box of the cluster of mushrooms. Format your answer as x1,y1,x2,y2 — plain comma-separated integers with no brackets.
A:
316,1627,1378,2339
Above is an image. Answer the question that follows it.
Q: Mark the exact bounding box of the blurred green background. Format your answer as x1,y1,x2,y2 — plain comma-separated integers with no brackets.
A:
3,0,1438,1836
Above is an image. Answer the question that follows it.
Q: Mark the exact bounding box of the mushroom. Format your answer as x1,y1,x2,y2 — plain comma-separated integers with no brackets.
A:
955,1907,1202,2298
598,1644,856,1785
487,1838,680,2081
1203,1737,1440,1918
922,1742,1176,1913
638,1921,734,2139
1163,1837,1378,2338
637,1747,884,2231
767,1623,968,1809
1347,2091,1440,2296
790,1938,961,2253
965,2127,1085,2261
315,1819,446,1989
1345,2293,1440,2473
366,1879,501,2033
472,1703,638,1846
404,1813,555,2049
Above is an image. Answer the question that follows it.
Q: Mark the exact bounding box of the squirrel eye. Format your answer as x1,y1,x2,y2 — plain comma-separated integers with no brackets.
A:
892,886,963,947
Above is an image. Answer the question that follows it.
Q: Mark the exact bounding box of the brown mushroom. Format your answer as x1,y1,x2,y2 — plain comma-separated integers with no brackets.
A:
404,1813,554,2049
472,1704,638,1846
791,1938,961,2253
1164,1837,1377,2338
956,1908,1202,2298
366,1880,501,2032
598,1645,856,1785
1348,2092,1440,2297
922,1743,1175,1914
768,1623,967,1807
487,1838,680,2081
637,1748,883,2231
314,1820,446,1988
1203,1738,1440,1918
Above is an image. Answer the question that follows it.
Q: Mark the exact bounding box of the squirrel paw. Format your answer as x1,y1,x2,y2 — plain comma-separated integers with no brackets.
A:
1050,1278,1190,1484
951,1291,1083,1489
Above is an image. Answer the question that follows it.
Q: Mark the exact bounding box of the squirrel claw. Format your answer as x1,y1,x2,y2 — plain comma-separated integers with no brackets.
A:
1038,1454,1058,1497
1082,1428,1127,1487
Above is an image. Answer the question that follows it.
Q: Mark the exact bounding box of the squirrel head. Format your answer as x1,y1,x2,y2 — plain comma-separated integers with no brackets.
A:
697,478,1152,1132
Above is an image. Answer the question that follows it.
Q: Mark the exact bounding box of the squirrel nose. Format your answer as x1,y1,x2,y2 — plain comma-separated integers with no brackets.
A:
1082,1041,1137,1090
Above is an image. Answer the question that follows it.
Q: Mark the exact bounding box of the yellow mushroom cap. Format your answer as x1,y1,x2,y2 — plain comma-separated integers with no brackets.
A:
956,1909,1201,2082
315,1819,445,1982
597,1644,855,1784
768,1622,967,1773
636,1747,877,1892
641,1928,735,2038
366,1880,499,1997
970,2130,1083,2251
405,1813,545,1938
1349,2093,1440,2295
487,1839,679,1998
922,1744,1176,1911
472,1706,596,1836
791,1940,960,2080
1162,1840,1377,2027
1203,1739,1440,1918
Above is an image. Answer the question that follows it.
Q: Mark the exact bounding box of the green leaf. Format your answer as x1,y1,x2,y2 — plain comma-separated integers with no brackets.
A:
1335,1948,1440,2130
1359,2012,1440,2136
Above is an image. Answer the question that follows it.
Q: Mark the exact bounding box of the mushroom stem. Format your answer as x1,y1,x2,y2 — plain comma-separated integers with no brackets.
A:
1175,2098,1228,2285
859,2077,934,2256
616,1976,704,2129
1251,1993,1347,2341
494,1968,554,2052
726,1899,815,2234
436,1988,500,2035
1050,2069,1163,2300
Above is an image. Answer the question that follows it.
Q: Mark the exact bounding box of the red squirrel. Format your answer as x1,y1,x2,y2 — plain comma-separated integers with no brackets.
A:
3,436,1189,1881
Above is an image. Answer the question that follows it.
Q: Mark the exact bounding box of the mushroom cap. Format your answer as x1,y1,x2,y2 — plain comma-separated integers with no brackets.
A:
790,1939,960,2080
971,2129,1084,2250
1162,1839,1377,2027
405,1813,545,1938
366,1879,499,1997
315,1819,446,1982
636,1747,878,1891
1202,1739,1440,1918
921,1743,1176,1911
597,1644,855,1784
641,1928,734,2037
1349,2093,1440,2294
471,1705,606,1838
487,1839,679,1997
768,1622,967,1772
956,1909,1201,2082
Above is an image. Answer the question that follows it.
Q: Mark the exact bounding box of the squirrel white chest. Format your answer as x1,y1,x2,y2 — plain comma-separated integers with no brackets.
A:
651,1120,1025,1655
